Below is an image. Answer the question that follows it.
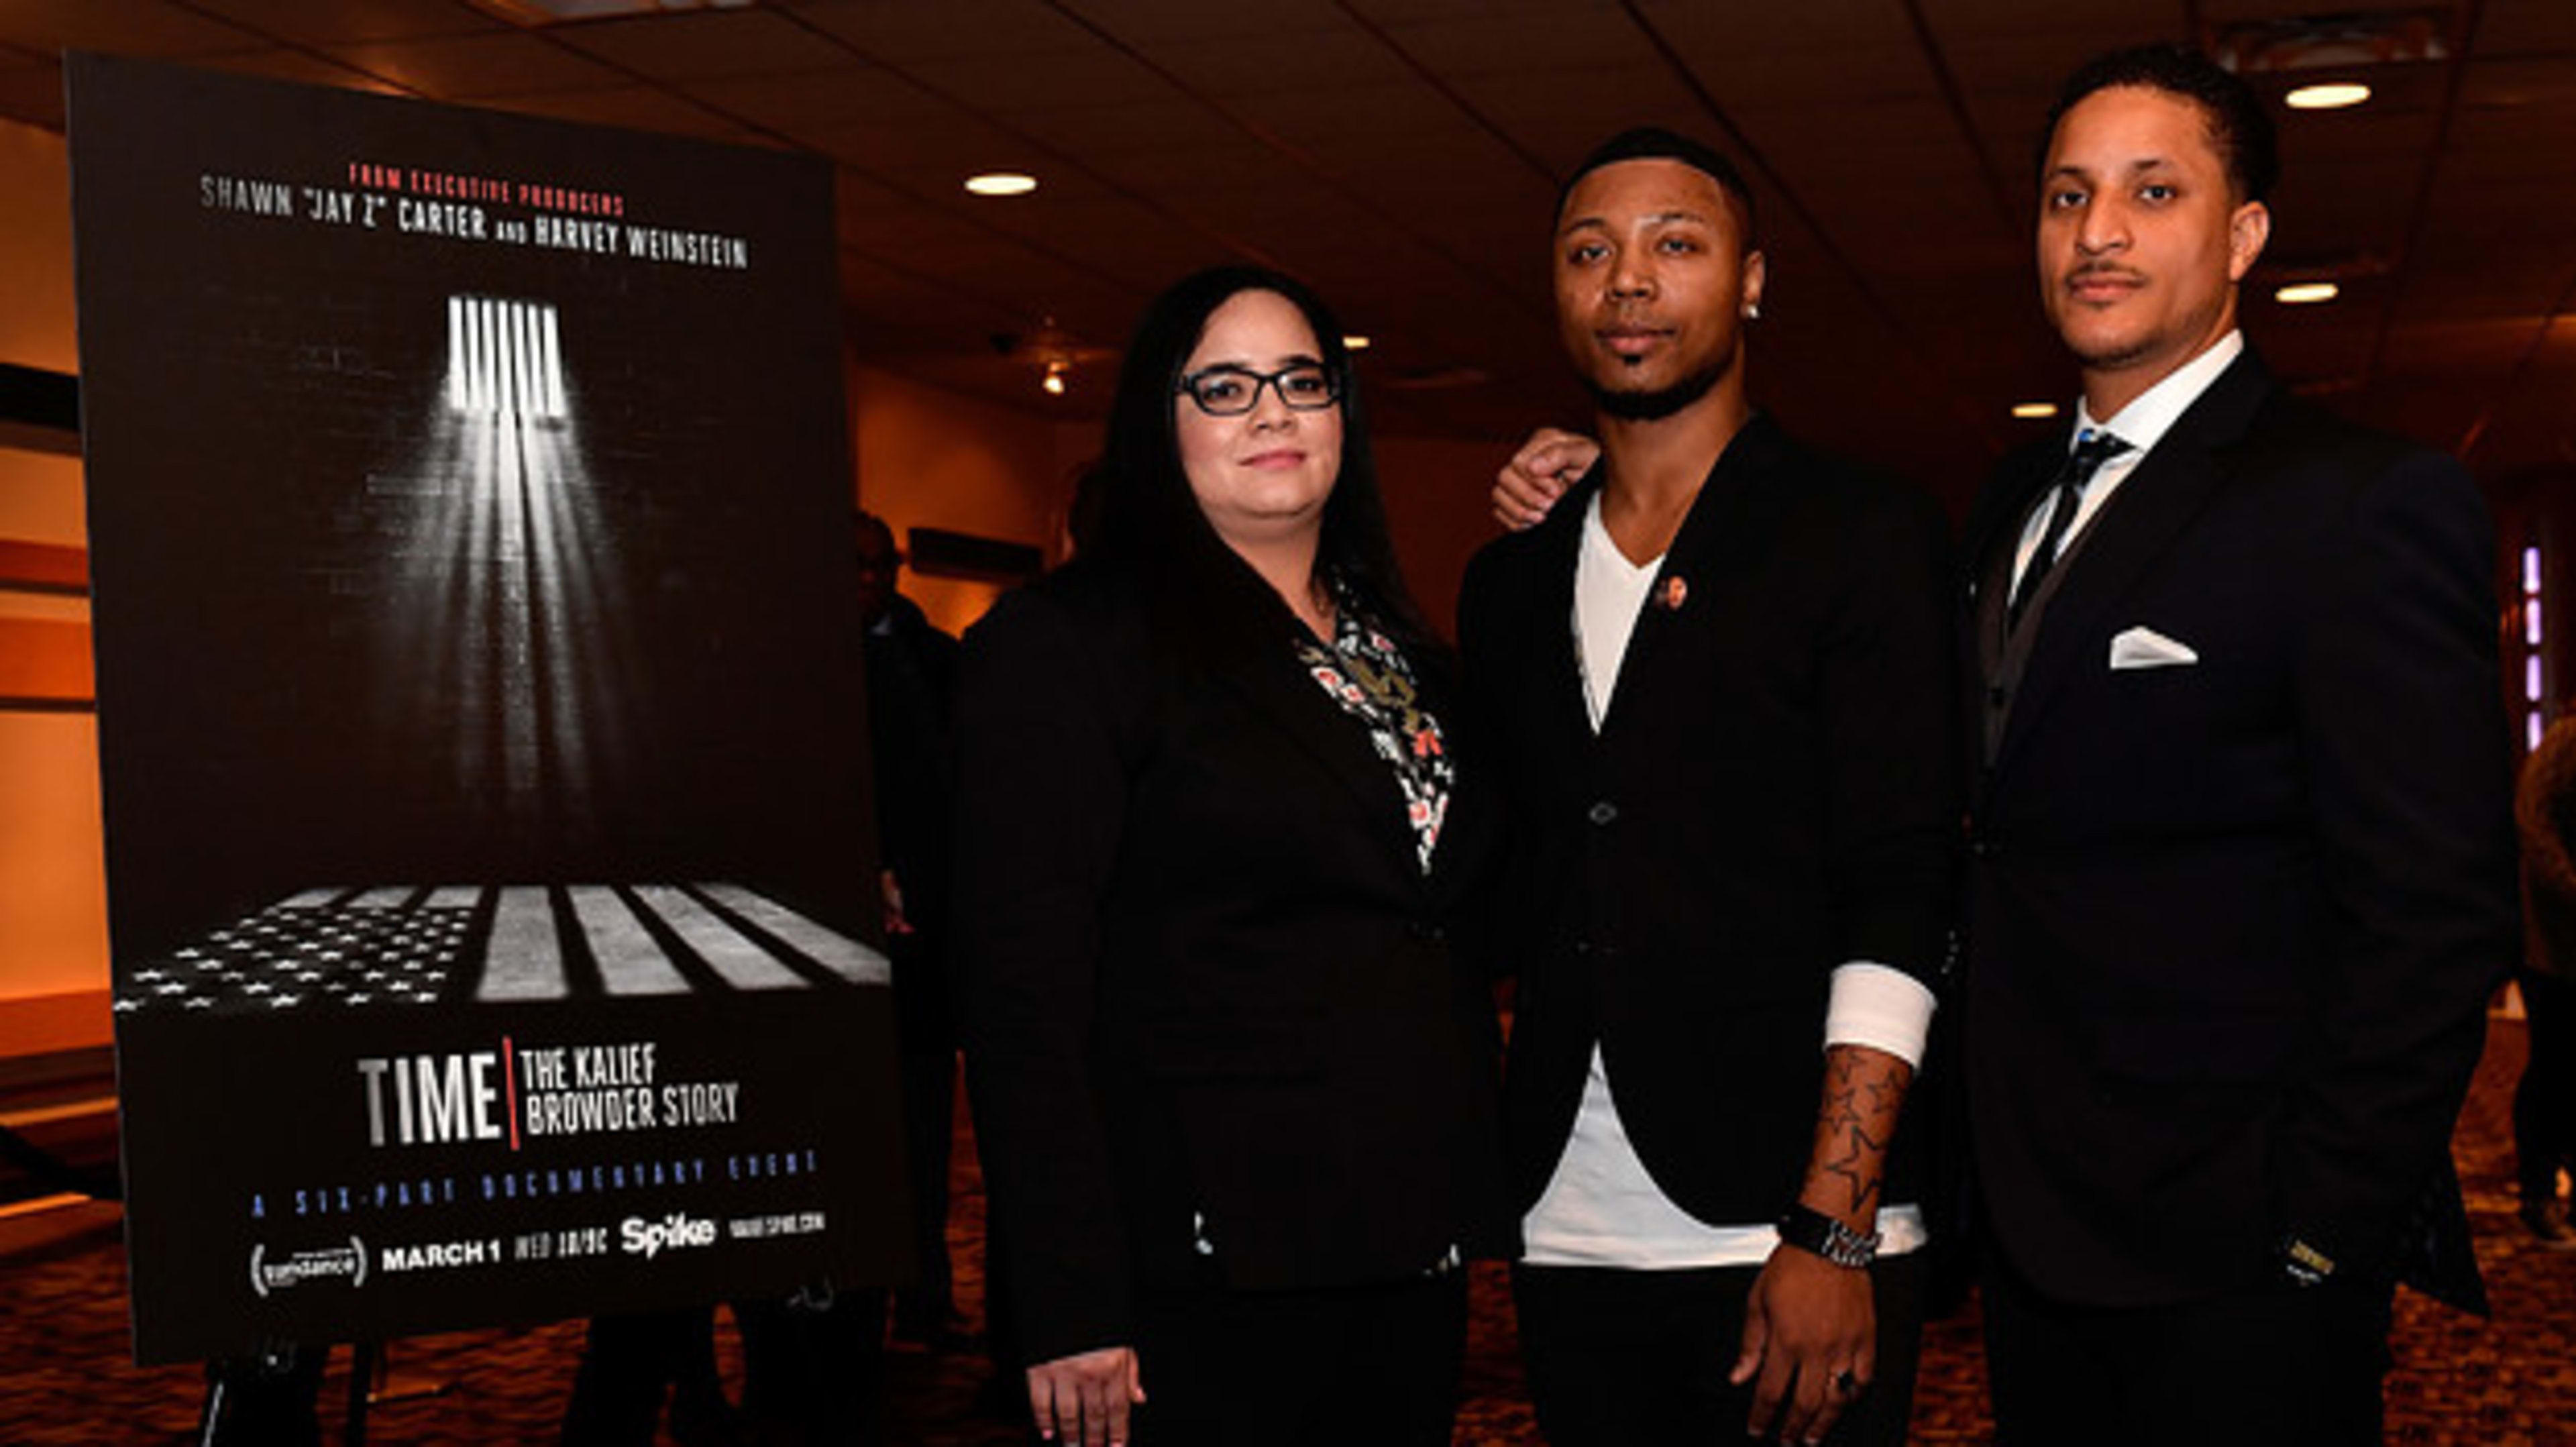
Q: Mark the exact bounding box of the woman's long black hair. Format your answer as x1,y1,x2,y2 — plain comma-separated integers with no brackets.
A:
1088,265,1440,670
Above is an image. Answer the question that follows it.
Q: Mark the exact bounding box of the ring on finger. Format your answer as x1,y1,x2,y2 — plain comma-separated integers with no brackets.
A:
1831,1367,1864,1396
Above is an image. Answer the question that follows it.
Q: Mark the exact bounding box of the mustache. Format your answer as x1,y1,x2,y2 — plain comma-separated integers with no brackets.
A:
2065,262,2145,285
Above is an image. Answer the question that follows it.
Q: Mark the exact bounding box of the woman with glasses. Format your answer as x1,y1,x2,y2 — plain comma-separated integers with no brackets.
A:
954,266,1510,1446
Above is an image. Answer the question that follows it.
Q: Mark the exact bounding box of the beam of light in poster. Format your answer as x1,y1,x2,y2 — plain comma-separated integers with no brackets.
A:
65,53,909,1365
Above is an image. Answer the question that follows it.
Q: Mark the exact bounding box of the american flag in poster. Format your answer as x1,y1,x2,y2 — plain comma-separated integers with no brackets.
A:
117,883,889,1016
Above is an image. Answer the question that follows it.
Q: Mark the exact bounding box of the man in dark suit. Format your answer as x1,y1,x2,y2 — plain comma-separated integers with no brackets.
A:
1958,46,2517,1442
1460,130,1957,1446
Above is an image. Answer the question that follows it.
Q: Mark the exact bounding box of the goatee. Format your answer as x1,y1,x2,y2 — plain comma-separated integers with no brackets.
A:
1585,359,1725,421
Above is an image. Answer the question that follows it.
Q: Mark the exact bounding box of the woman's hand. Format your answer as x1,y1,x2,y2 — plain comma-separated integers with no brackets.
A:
1027,1345,1146,1447
1493,427,1600,530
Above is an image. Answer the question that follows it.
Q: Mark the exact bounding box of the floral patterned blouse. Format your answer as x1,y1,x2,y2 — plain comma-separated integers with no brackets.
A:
1293,593,1453,875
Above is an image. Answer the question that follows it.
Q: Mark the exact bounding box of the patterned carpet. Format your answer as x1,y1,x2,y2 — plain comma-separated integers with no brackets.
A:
0,1018,2569,1445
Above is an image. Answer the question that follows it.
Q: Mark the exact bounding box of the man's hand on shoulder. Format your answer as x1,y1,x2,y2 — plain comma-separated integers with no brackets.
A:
1493,427,1599,530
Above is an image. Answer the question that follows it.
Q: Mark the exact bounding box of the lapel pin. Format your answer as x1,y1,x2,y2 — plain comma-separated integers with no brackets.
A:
1656,575,1688,612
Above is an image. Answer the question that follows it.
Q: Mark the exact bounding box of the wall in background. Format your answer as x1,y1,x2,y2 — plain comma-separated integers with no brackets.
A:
846,360,1091,638
0,115,107,1050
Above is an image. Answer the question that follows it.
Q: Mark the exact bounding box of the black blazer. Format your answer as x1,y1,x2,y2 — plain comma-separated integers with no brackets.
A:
952,561,1511,1366
1458,416,1960,1224
1957,350,2518,1309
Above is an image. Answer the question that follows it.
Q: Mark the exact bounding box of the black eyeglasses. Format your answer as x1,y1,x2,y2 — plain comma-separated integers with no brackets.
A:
1175,364,1341,417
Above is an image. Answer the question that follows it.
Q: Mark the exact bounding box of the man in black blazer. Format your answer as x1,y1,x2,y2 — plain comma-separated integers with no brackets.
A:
1959,46,2517,1442
1460,130,1957,1446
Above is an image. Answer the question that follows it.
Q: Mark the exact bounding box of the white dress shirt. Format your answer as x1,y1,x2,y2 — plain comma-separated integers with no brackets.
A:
2010,330,2245,595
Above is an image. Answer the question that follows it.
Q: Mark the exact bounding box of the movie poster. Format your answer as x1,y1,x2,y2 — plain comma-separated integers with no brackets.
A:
66,53,908,1364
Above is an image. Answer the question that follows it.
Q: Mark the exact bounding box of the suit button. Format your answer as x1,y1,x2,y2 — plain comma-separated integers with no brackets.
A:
1411,922,1446,943
1587,800,1618,826
1970,835,2000,859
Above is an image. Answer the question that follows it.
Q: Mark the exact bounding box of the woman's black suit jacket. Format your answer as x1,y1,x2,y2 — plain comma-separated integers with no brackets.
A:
952,561,1511,1366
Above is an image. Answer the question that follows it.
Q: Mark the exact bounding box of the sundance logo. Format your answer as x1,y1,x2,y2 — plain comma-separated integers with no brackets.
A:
621,1212,717,1260
249,1239,367,1298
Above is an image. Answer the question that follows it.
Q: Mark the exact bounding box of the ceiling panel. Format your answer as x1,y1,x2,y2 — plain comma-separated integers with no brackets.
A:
983,195,1235,287
1151,27,1417,97
550,7,854,82
979,97,1220,163
321,31,631,97
1052,0,1357,45
1930,0,2190,32
1444,63,1711,172
785,0,1101,62
1232,78,1503,154
1638,0,1934,110
487,83,742,139
0,0,264,58
1350,0,1622,23
184,46,410,93
2199,0,2438,17
1376,7,1658,76
678,64,930,138
902,44,1164,116
2479,0,2576,58
186,0,505,45
1943,28,2176,100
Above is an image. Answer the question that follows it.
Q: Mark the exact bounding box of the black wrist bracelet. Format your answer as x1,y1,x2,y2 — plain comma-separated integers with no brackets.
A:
1777,1201,1879,1269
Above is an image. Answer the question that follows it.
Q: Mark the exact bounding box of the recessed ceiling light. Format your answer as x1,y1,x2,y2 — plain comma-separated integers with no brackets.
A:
1342,335,1371,352
2011,402,2061,420
2286,82,2371,110
2275,281,2341,305
965,172,1038,197
1040,362,1068,396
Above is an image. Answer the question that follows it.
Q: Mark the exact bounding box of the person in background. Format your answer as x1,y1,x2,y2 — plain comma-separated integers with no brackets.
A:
852,509,973,1349
1464,127,1955,1446
2516,711,2576,1243
954,265,1511,1447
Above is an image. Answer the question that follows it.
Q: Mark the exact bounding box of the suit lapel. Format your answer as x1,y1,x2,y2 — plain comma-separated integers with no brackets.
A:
1963,426,2072,610
1521,468,1604,751
1212,618,1426,880
1988,352,2275,777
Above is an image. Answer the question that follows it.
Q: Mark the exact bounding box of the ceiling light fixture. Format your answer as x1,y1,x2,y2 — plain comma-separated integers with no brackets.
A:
1041,362,1067,396
2011,402,2061,420
2275,282,2341,305
2210,11,2447,75
965,172,1038,197
2286,82,2372,110
1343,335,1371,352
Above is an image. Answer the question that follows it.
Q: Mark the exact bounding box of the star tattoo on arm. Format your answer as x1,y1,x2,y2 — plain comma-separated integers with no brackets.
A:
1802,1044,1913,1222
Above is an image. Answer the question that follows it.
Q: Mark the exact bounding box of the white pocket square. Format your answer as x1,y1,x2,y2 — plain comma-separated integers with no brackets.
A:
2109,626,2198,670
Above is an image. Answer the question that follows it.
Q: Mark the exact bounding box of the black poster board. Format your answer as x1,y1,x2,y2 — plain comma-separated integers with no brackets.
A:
66,53,907,1365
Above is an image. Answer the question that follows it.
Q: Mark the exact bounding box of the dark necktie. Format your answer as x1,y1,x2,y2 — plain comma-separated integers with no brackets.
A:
2008,430,2130,627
